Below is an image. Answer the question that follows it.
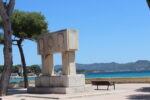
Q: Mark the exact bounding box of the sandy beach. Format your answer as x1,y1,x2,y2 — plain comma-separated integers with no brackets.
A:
1,83,150,100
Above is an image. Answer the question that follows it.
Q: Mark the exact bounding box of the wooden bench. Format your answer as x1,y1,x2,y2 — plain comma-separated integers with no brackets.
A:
91,81,115,90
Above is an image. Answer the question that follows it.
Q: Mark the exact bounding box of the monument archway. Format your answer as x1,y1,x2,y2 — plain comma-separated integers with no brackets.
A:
38,29,78,76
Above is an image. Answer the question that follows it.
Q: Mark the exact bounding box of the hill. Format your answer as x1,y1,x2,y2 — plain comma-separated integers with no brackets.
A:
54,60,150,73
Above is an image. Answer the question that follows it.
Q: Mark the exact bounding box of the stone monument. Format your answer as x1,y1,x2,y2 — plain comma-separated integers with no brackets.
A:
27,29,86,94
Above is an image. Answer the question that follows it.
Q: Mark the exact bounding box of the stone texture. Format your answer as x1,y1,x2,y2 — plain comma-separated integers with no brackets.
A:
37,37,44,54
62,51,76,75
67,29,79,50
27,86,85,94
41,54,54,76
35,75,85,87
28,75,85,94
37,29,79,55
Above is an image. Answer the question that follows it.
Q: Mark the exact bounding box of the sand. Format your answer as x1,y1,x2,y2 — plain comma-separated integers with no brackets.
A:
1,83,150,100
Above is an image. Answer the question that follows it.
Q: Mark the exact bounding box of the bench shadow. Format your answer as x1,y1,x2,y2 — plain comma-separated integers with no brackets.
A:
7,88,58,100
127,94,150,100
135,87,150,92
15,95,59,100
127,87,150,100
94,89,108,90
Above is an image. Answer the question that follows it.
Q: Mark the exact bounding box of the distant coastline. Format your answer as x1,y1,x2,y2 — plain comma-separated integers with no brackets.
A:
55,60,150,74
10,70,150,82
87,70,150,75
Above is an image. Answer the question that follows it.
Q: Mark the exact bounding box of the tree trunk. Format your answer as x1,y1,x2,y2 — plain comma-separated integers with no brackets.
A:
0,0,15,96
17,39,28,88
0,17,12,96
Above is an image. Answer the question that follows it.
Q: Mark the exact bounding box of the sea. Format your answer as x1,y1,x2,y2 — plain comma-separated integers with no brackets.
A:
86,70,150,78
10,70,150,82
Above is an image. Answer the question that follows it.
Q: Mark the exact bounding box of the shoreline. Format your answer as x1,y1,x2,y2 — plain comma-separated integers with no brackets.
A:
85,77,150,84
8,77,150,88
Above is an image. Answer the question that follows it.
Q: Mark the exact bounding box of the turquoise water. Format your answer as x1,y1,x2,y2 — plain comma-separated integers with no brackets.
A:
10,71,150,82
85,71,150,79
10,77,35,82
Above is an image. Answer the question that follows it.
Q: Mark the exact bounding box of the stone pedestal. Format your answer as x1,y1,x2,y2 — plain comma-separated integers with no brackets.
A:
27,74,85,94
42,54,54,76
62,51,76,75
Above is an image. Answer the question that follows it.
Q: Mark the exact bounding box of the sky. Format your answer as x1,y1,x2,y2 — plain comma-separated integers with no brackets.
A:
0,0,150,65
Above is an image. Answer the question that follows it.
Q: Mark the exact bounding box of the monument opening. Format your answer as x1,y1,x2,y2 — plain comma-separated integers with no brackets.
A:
54,54,63,75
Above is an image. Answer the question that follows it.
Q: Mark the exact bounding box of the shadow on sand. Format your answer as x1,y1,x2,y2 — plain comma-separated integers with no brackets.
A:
7,88,27,95
7,88,59,100
127,87,150,100
135,87,150,93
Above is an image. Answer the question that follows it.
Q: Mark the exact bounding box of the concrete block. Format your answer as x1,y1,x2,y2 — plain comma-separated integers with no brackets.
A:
35,75,85,87
27,86,85,94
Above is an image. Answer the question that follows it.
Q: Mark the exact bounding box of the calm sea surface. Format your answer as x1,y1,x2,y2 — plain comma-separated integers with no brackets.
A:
10,71,150,82
86,71,150,79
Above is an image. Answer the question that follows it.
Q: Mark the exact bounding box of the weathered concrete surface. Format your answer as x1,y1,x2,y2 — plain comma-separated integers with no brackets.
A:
35,75,85,87
38,29,79,54
28,75,85,94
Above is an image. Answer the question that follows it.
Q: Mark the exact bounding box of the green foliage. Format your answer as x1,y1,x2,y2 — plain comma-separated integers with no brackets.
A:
0,64,41,75
0,65,4,73
0,35,2,43
12,65,20,73
11,10,48,40
28,65,41,75
0,10,48,41
8,65,21,74
0,34,4,44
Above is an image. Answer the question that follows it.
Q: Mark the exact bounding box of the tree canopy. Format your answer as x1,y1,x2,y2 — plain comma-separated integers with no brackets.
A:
28,65,41,75
10,10,48,88
0,10,48,40
12,10,48,40
0,10,48,88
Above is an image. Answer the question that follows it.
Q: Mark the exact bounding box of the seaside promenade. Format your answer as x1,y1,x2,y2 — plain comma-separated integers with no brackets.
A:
2,83,150,100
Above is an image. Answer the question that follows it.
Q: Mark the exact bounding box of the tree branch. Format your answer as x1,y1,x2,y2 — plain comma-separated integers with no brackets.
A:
12,39,19,42
0,0,9,21
7,0,15,17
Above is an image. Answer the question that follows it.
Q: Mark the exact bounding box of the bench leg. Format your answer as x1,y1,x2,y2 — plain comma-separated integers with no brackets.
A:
107,85,109,90
97,85,99,90
114,84,115,90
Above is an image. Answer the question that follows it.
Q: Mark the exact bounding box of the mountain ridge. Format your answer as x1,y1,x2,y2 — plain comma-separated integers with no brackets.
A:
54,60,150,73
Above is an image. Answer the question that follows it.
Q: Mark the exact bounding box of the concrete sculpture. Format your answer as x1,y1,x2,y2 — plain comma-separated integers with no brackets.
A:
28,29,86,94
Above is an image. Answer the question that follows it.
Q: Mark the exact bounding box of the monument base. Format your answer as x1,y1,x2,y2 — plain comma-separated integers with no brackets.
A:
27,74,86,94
28,86,85,94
